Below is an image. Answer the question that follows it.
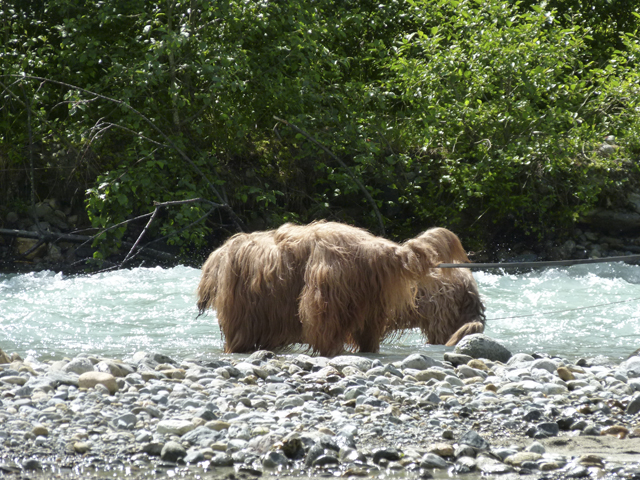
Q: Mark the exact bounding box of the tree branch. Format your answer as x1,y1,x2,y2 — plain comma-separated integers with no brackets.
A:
117,199,223,269
7,75,246,233
0,228,175,262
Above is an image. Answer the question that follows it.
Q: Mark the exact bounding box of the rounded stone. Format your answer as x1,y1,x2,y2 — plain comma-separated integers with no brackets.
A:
31,426,48,437
262,451,289,468
467,359,489,371
22,459,42,471
209,452,233,467
206,420,230,431
557,366,575,381
427,443,454,457
74,441,91,454
373,448,401,464
420,453,449,469
157,419,195,436
504,451,542,466
454,334,512,363
401,353,442,371
161,441,187,462
329,355,373,373
526,441,546,454
62,357,95,375
78,371,119,394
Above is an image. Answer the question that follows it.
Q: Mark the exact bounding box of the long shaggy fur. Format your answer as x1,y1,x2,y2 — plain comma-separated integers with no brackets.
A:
384,228,486,346
197,221,484,356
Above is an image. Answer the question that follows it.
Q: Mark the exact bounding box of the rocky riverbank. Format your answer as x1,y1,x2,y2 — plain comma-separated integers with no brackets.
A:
1,335,640,479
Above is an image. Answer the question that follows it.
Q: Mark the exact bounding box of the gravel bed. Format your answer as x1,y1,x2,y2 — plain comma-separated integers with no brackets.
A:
1,335,640,479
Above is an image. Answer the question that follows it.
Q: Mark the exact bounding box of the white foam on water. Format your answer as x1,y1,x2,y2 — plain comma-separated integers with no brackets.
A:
1,263,639,362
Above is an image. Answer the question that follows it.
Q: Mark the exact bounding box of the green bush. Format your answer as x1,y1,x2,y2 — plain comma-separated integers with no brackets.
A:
1,0,639,258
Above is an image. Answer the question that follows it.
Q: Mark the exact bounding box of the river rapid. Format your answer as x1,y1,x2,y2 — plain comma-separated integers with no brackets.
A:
1,263,639,363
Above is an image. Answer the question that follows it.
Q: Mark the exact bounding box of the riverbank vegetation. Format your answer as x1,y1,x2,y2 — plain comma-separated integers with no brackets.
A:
1,0,640,263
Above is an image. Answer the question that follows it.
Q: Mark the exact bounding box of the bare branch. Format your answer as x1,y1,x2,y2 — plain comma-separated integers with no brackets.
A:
6,74,246,233
118,198,225,269
122,207,160,266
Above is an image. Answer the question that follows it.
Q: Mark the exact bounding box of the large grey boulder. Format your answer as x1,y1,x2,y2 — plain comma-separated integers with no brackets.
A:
454,334,512,363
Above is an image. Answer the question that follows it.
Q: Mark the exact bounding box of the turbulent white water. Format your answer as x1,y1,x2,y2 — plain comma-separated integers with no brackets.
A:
1,263,639,363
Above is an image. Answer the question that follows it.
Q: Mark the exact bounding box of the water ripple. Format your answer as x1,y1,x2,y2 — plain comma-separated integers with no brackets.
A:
1,264,639,362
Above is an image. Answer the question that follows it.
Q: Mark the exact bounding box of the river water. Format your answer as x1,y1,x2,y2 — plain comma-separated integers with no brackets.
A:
1,263,639,364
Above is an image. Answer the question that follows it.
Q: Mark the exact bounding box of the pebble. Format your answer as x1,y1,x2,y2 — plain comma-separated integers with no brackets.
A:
1,343,640,480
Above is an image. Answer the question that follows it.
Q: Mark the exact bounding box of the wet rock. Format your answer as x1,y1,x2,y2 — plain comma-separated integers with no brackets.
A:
454,455,476,473
160,441,186,462
626,393,640,415
210,452,234,467
527,422,560,438
262,451,289,468
303,444,325,466
373,447,402,464
582,209,640,234
420,453,449,469
454,334,512,362
458,430,490,451
312,454,340,467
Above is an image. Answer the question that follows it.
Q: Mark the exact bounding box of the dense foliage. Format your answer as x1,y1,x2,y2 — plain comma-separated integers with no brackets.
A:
1,0,640,258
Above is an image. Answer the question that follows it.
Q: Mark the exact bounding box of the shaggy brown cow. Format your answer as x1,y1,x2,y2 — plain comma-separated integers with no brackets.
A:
386,267,485,346
197,221,484,356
